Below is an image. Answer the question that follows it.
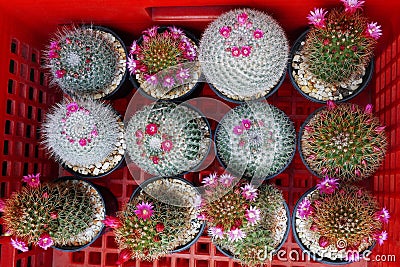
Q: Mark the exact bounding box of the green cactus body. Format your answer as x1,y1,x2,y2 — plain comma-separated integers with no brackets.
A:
215,102,296,179
125,102,210,176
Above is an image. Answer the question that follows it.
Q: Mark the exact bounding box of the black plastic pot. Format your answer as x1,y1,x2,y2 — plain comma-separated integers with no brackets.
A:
52,176,118,252
288,30,374,103
215,200,291,261
130,176,206,253
129,26,204,102
292,187,376,265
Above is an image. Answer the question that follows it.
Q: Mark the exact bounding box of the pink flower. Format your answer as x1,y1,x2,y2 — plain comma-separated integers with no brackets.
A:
0,198,5,212
50,211,58,219
127,57,138,74
218,173,235,186
66,102,79,113
310,223,319,232
298,198,313,218
319,236,330,248
375,207,390,223
228,228,246,242
143,74,157,86
245,206,261,226
241,46,251,57
237,12,248,25
365,104,373,114
134,202,154,220
152,156,159,164
22,173,41,188
176,68,190,83
253,29,263,39
241,184,258,201
116,249,133,265
374,230,388,245
231,46,241,57
202,172,218,187
65,38,72,44
168,26,184,39
197,213,207,220
161,140,173,152
307,8,328,28
375,126,386,134
129,40,139,55
145,124,158,135
48,50,59,59
219,26,231,38
42,192,49,198
143,26,159,37
341,0,365,13
103,216,122,228
209,226,224,239
50,41,60,50
317,176,339,194
162,76,175,89
183,47,197,61
155,222,165,232
78,138,87,147
366,22,382,40
233,125,244,135
326,100,337,110
135,130,144,140
11,238,29,252
241,119,251,130
355,169,361,177
91,128,98,137
37,233,53,250
55,69,66,78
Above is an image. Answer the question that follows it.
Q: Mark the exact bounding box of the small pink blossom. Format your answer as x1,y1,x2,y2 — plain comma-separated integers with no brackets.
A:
202,172,218,187
42,192,49,198
219,173,235,186
341,0,365,13
161,140,173,152
374,230,388,245
37,233,53,250
355,169,361,177
134,202,154,220
78,138,87,147
231,46,241,57
143,26,159,37
228,228,246,242
237,12,248,25
162,76,175,89
66,102,79,113
176,68,190,83
317,176,339,194
116,249,133,265
48,50,59,59
183,47,197,61
145,124,158,135
298,198,313,218
168,26,184,39
241,46,251,57
197,213,207,220
307,8,328,28
219,26,231,38
22,173,41,188
365,104,373,114
65,38,72,44
152,156,159,164
91,128,98,137
241,184,258,201
253,29,263,39
127,57,138,74
129,41,139,55
233,125,244,135
50,41,60,50
241,119,251,130
366,22,382,40
143,74,157,86
319,236,330,248
310,223,319,232
103,216,122,228
245,206,261,226
326,100,337,110
375,207,390,223
209,226,224,239
55,69,66,78
11,238,29,252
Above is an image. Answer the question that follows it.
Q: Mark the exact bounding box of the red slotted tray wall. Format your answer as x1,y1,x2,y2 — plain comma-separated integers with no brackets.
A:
0,1,399,267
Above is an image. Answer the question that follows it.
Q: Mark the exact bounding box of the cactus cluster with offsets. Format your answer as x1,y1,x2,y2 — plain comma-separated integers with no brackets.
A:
199,8,289,101
215,101,296,180
44,25,127,99
300,101,387,181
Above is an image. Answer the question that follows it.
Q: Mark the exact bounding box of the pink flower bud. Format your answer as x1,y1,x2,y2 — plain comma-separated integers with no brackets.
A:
327,100,337,110
364,104,373,114
375,126,386,134
319,236,330,248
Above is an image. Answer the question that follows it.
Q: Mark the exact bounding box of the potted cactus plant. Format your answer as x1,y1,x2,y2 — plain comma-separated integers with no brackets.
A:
44,25,128,100
125,102,211,177
293,177,389,264
299,101,387,181
199,172,290,266
128,26,202,101
288,0,382,102
199,8,288,102
41,98,125,178
1,174,117,252
105,176,204,264
215,101,296,180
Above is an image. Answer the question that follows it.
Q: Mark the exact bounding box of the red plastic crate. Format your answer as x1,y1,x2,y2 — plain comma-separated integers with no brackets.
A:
0,1,399,267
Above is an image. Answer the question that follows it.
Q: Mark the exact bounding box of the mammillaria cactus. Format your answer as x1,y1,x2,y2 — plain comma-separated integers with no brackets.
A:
199,8,288,102
108,177,203,263
44,25,127,99
128,26,201,100
294,177,389,262
42,98,125,177
290,0,382,101
2,174,105,251
199,173,289,266
300,101,387,181
215,101,296,180
125,102,210,177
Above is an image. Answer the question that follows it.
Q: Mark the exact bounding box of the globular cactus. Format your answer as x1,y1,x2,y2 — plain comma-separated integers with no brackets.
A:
113,178,202,262
42,98,122,169
125,102,210,177
215,101,296,179
128,26,200,99
301,101,387,181
304,0,382,87
199,8,288,101
44,25,126,99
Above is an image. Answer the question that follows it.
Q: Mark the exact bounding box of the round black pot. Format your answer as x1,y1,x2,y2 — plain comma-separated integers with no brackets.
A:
292,187,376,265
52,176,118,252
130,176,205,253
129,26,204,102
288,30,374,103
215,200,291,261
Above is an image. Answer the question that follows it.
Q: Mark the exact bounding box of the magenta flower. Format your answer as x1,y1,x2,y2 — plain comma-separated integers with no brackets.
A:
183,47,197,61
231,46,241,57
66,102,79,113
145,123,158,135
366,22,382,40
374,230,388,245
326,100,337,110
317,176,339,194
245,206,261,226
209,226,224,239
219,26,231,38
241,119,251,130
0,198,5,212
197,213,207,220
161,140,173,152
144,74,158,86
103,216,122,228
134,202,154,220
37,233,53,250
22,173,41,188
127,57,138,74
48,50,59,59
241,46,252,57
50,41,60,50
162,76,175,89
341,0,365,13
11,238,29,252
116,249,133,265
228,228,246,242
152,156,159,164
91,128,98,137
365,104,373,114
298,198,313,218
375,207,390,223
307,8,328,28
129,41,139,55
78,138,87,147
168,26,184,39
319,236,330,248
237,12,249,25
176,68,190,83
55,69,66,79
241,184,258,201
143,26,159,37
219,173,235,186
253,29,264,39
375,126,386,134
202,172,218,187
233,125,244,135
